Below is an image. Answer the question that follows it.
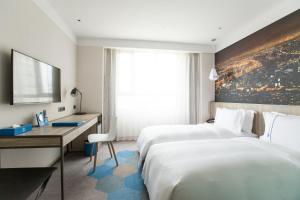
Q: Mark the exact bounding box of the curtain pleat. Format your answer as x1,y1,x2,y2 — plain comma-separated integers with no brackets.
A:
189,53,201,124
102,49,117,133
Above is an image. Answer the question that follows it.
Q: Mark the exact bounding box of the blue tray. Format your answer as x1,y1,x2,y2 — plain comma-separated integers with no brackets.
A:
0,124,32,136
52,121,83,127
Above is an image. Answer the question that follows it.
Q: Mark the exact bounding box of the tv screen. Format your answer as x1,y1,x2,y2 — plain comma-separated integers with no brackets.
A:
11,50,61,104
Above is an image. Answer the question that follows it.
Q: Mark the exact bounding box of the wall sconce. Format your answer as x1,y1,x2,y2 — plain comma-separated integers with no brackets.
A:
71,87,86,115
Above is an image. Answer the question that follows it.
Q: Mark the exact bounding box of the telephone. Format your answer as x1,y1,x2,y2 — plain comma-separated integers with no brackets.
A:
206,118,215,123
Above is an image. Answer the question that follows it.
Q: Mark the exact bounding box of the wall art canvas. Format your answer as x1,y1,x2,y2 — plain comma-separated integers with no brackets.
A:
215,10,300,105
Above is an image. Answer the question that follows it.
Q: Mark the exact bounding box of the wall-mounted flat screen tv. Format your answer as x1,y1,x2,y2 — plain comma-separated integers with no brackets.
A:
11,49,61,104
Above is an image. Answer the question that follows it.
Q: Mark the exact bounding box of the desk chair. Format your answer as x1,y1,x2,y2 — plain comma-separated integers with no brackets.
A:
88,118,118,173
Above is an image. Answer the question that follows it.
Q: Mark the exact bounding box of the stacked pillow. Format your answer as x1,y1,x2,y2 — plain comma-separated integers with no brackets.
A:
261,112,300,152
214,108,256,135
260,112,285,142
241,109,256,134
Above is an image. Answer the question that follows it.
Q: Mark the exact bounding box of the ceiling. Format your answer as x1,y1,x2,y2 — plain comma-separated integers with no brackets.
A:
38,0,299,50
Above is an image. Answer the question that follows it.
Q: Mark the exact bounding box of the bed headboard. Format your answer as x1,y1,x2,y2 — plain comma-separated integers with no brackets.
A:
210,102,300,136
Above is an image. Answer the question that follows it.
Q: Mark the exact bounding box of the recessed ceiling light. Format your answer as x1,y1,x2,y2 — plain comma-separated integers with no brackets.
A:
218,27,222,30
211,38,216,42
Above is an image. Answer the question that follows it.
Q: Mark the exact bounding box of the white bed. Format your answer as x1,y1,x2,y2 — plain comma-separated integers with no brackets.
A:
137,108,257,162
142,138,300,200
142,112,300,200
137,123,256,162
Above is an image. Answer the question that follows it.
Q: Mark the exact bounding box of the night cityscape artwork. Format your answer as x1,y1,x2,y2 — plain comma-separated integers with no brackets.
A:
215,10,300,105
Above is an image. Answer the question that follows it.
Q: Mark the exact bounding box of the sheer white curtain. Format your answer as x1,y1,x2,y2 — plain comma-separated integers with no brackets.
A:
102,49,117,133
115,49,190,140
189,53,201,124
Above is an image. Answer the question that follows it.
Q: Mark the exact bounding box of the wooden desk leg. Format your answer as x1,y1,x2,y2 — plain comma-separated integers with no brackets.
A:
60,144,64,200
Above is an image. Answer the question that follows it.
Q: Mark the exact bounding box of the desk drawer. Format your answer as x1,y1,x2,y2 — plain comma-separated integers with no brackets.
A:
62,118,97,146
0,137,61,148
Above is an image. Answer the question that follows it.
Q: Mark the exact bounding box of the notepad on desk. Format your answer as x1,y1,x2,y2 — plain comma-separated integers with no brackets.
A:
52,121,85,127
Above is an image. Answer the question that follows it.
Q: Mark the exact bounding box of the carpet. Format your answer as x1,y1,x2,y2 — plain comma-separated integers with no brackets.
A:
88,150,149,200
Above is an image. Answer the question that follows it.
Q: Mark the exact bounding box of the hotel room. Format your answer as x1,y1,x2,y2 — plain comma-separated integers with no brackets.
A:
0,0,299,199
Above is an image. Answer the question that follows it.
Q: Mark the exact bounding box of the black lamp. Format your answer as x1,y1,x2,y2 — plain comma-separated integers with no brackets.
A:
71,88,86,115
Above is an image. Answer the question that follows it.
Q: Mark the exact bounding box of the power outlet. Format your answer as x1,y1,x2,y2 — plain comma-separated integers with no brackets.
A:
58,106,65,112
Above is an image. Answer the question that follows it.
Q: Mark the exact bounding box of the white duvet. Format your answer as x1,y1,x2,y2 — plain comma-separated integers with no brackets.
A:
142,138,300,200
137,123,255,162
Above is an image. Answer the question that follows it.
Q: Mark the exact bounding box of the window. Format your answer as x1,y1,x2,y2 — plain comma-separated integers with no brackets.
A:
115,49,189,140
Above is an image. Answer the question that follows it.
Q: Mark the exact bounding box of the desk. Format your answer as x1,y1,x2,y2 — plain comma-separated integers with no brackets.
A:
0,114,100,200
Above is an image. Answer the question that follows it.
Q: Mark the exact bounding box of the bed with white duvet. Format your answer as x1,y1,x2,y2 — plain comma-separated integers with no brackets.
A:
137,108,256,161
142,113,300,200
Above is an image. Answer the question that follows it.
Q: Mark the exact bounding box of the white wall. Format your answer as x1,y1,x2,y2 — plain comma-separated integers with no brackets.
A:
199,53,215,122
78,37,216,53
76,46,103,113
0,0,76,167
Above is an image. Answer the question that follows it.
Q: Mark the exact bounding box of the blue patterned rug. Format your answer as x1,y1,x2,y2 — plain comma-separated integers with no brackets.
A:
88,150,149,200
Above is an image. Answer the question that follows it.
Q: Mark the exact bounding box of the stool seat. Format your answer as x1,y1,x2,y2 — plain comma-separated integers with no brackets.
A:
88,133,114,143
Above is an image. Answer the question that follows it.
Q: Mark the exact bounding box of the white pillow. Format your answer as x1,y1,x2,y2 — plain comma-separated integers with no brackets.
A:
260,112,286,142
270,114,300,152
215,108,245,135
241,109,256,134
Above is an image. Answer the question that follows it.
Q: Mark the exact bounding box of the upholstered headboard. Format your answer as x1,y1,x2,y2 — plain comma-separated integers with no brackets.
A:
210,102,300,136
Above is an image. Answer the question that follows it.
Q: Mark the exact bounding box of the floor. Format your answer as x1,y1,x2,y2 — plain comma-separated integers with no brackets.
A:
32,141,139,200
